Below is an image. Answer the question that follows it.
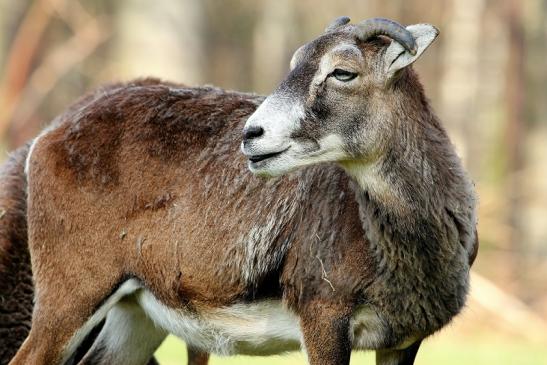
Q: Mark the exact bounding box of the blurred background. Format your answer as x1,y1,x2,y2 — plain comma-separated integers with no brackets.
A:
0,0,546,364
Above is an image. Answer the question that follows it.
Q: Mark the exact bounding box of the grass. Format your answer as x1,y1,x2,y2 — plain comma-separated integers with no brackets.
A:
155,334,547,365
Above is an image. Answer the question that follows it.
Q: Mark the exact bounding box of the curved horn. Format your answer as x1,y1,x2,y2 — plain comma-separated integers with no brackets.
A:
324,16,351,33
356,18,417,55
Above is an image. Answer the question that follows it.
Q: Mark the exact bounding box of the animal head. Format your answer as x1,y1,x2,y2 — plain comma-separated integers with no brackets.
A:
241,17,439,177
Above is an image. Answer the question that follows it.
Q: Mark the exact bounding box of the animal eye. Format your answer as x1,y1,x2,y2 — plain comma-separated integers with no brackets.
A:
331,69,357,82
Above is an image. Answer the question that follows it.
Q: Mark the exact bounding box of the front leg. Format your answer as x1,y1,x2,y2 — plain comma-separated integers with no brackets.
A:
187,348,209,365
299,301,352,365
376,340,422,365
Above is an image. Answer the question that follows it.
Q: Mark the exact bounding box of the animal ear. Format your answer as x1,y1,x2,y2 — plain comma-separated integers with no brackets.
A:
383,24,439,79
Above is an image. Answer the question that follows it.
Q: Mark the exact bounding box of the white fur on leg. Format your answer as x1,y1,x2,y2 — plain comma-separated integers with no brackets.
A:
60,279,142,364
79,295,167,365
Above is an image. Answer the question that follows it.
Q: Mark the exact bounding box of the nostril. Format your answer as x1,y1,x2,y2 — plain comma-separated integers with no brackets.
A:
243,126,264,141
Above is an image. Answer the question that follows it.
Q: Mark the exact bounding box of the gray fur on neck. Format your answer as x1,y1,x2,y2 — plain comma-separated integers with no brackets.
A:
343,86,477,344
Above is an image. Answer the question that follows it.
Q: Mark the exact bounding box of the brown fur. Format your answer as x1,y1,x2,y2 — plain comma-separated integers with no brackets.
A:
14,81,379,365
0,89,209,365
10,19,477,365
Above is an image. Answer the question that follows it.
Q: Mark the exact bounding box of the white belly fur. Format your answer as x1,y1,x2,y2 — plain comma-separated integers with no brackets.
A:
137,289,387,356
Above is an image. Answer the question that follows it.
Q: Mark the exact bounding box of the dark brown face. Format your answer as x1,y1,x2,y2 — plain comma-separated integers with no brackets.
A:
241,21,438,177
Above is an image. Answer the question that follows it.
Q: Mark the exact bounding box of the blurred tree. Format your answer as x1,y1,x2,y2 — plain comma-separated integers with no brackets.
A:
439,0,485,171
110,0,204,85
505,0,526,295
251,0,295,94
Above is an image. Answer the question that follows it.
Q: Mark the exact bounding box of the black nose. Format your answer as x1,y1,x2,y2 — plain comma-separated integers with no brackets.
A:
243,126,264,142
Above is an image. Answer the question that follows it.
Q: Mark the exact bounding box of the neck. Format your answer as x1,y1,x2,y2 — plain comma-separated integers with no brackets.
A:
344,74,475,227
340,90,476,338
343,99,476,250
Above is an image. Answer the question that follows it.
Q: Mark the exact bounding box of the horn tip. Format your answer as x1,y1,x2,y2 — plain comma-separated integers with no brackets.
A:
324,16,352,33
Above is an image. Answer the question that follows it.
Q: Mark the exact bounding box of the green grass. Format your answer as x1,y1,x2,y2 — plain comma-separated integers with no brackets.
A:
155,335,547,365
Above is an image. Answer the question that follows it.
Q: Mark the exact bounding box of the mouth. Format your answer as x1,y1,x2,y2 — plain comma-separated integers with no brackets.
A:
248,148,289,164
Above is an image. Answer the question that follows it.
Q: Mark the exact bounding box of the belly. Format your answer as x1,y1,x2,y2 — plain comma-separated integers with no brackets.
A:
137,289,388,356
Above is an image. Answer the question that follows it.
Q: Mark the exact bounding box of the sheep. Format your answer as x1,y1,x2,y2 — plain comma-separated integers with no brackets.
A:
9,17,477,365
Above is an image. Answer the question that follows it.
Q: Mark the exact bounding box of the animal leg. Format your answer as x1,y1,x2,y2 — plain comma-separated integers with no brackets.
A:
299,302,352,365
8,277,139,365
187,348,209,365
375,340,422,365
78,295,166,365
